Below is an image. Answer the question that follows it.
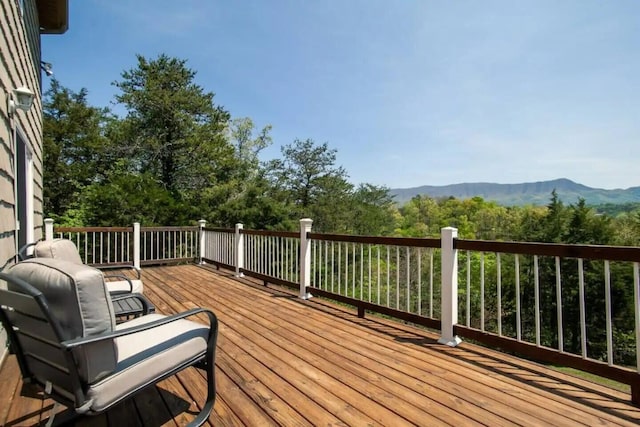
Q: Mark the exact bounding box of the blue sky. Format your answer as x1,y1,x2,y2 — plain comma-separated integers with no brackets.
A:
42,0,640,190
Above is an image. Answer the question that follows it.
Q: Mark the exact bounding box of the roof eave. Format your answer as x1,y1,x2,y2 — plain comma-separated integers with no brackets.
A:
37,0,69,35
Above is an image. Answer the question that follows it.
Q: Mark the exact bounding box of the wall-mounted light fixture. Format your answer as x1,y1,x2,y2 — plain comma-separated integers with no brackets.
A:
40,61,54,77
7,86,35,115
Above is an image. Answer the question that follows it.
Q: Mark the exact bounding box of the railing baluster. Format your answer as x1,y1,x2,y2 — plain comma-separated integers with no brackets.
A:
480,252,485,332
352,242,356,298
605,260,613,366
497,253,502,336
430,249,434,319
466,251,471,327
277,236,281,281
515,254,521,341
417,247,422,316
578,258,587,358
556,256,563,352
320,240,325,291
384,247,388,307
534,255,541,347
327,241,331,293
376,246,381,305
338,242,342,295
342,243,346,296
634,262,640,372
313,240,317,288
360,244,364,301
396,246,400,310
406,246,411,312
368,245,372,303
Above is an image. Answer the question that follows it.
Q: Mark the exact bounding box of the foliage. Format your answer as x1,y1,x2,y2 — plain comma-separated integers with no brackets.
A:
593,202,640,217
43,79,115,218
113,54,232,195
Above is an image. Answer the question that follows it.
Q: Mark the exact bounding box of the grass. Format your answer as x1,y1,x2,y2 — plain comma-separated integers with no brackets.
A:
550,366,630,393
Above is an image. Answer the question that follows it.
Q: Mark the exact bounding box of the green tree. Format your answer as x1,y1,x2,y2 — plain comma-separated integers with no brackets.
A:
266,139,352,231
113,54,232,201
350,184,397,236
43,79,114,221
612,210,640,246
211,118,286,228
228,117,272,176
79,168,185,226
396,195,442,237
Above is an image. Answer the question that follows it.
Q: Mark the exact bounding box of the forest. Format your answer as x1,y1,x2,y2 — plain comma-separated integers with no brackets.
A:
45,54,640,247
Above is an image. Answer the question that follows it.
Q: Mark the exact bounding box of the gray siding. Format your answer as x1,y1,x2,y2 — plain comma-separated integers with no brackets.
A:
0,0,44,365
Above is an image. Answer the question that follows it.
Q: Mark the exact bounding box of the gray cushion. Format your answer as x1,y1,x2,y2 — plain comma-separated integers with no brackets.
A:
87,314,209,412
8,258,117,383
35,239,145,294
106,279,144,294
34,239,84,264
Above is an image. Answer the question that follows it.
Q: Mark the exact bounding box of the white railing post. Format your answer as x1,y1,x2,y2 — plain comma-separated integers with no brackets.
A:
133,222,141,270
44,218,54,241
299,218,313,300
198,219,207,264
235,223,244,277
439,227,462,347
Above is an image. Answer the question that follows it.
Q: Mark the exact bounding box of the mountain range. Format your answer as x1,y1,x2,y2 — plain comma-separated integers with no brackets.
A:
389,178,640,206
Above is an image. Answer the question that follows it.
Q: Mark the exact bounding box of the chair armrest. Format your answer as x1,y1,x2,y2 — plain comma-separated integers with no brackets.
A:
110,292,154,315
17,242,37,261
60,308,217,350
97,265,141,279
104,274,134,294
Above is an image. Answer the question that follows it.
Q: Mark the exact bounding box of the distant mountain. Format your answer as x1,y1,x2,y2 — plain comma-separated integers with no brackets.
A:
389,178,640,206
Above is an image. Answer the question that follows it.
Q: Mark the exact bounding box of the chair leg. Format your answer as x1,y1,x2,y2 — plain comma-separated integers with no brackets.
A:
187,351,217,426
43,404,81,427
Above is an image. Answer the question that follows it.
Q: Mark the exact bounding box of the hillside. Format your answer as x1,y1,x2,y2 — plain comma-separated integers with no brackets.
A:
390,178,640,206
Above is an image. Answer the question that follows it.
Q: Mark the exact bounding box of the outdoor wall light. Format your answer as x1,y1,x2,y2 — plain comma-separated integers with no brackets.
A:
40,61,54,77
8,86,35,115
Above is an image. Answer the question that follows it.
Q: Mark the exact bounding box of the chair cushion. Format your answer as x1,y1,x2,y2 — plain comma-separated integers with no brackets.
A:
86,314,209,412
8,258,117,383
34,239,83,264
106,279,144,294
35,239,146,295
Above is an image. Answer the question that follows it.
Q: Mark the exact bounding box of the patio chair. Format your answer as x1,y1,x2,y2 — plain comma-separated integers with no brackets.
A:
0,257,218,426
31,238,144,295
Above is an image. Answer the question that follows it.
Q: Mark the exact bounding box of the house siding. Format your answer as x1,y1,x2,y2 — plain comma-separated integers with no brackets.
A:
0,0,45,365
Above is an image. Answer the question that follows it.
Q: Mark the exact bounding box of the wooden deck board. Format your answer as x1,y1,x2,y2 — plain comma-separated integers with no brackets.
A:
2,263,640,426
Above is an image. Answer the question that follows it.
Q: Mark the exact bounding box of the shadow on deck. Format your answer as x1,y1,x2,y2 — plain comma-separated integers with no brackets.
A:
2,264,640,426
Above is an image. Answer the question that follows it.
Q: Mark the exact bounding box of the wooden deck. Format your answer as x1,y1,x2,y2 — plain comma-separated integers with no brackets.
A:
2,264,640,426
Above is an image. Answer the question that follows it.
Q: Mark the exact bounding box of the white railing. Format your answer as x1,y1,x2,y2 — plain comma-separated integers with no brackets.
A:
140,226,199,265
44,217,640,402
455,240,640,372
200,225,301,285
310,237,440,315
201,227,235,268
46,219,200,268
193,218,640,402
48,224,133,265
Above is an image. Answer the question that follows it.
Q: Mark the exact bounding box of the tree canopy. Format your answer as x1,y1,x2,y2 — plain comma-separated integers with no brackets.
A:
42,53,640,247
